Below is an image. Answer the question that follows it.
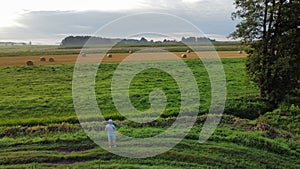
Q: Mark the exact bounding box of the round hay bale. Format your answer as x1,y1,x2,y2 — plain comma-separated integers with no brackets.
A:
181,54,187,58
40,57,46,62
81,53,86,57
49,57,55,62
186,50,190,53
239,50,243,54
129,50,133,54
26,60,34,66
107,53,112,58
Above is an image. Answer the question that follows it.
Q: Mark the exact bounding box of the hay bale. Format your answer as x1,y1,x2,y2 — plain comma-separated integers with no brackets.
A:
186,50,190,53
49,57,55,62
40,57,46,61
181,54,187,58
26,60,34,66
239,51,243,54
107,54,112,58
129,50,133,54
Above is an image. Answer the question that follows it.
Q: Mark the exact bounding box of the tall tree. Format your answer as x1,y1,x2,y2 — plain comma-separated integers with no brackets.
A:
231,0,300,105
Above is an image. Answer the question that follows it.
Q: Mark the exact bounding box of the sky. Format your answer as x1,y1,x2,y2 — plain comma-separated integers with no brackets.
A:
0,0,238,45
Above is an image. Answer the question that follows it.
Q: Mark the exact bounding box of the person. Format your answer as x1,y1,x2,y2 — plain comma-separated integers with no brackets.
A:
105,119,117,148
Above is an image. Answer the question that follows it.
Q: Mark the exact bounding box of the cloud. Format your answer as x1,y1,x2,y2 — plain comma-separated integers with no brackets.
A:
0,0,238,44
0,11,125,43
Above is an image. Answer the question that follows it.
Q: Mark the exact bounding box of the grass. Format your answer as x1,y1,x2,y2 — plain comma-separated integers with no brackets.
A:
0,126,298,168
0,42,249,57
0,58,258,126
0,57,299,168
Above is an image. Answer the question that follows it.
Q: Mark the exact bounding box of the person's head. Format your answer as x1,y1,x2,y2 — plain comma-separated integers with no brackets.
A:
108,119,113,124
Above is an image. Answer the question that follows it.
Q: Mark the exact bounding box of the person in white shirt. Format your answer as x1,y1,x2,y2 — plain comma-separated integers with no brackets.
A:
105,119,117,148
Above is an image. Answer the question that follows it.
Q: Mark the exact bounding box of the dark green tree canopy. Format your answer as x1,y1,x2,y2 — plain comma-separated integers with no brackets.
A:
231,0,300,105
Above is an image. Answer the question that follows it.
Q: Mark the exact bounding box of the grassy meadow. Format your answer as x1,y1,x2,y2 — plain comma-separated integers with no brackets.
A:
0,45,299,168
0,42,247,57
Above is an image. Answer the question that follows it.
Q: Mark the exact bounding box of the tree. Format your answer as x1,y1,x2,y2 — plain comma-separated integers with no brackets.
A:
231,0,300,105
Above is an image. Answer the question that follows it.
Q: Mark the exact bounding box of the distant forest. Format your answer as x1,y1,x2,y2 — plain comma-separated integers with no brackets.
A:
60,36,216,46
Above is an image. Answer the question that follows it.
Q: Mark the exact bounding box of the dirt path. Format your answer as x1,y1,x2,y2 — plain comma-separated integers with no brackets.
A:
0,51,247,67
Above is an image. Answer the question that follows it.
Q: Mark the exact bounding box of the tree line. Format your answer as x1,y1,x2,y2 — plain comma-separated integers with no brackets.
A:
60,36,215,46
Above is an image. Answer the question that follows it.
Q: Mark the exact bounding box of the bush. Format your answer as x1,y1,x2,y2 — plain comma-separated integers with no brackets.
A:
262,103,300,135
224,99,269,119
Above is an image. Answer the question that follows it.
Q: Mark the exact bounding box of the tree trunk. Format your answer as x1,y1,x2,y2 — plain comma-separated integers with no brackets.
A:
262,0,269,54
260,0,269,100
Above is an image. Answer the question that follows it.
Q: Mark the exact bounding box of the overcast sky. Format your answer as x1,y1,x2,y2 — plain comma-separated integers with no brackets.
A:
0,0,238,44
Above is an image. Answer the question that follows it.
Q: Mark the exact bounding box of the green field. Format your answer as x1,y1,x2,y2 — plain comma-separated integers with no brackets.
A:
0,42,248,57
0,57,299,168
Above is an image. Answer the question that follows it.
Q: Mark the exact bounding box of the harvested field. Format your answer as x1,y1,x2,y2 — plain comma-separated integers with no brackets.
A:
0,51,247,67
